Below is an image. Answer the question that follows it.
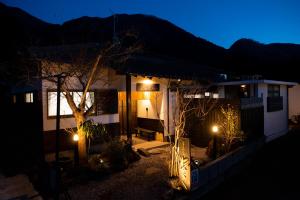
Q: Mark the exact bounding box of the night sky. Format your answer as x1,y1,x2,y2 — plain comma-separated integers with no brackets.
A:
2,0,300,48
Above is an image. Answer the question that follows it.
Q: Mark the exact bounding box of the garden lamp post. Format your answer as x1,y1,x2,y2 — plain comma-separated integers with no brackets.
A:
212,125,219,159
73,134,79,167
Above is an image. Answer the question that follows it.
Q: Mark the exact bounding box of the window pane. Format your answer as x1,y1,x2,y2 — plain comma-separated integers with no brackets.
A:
48,92,72,116
73,92,94,111
86,92,94,111
48,92,57,116
48,91,95,117
268,85,280,97
25,93,33,103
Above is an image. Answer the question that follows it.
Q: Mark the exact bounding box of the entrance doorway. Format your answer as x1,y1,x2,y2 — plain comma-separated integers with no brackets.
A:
118,91,165,143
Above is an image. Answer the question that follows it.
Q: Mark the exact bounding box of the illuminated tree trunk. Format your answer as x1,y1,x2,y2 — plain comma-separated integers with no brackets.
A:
75,114,87,165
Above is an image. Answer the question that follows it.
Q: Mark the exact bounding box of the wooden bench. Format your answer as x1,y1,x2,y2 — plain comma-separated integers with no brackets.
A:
135,127,156,141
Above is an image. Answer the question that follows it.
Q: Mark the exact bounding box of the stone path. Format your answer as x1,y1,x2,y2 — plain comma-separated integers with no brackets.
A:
133,141,170,151
0,174,42,200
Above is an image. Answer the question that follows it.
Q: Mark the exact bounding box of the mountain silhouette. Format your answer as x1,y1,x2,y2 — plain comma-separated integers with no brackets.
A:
228,38,300,81
1,2,300,81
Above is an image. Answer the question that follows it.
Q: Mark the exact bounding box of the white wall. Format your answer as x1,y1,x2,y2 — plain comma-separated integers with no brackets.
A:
258,83,288,142
42,68,120,131
218,86,225,98
289,84,300,119
131,76,170,136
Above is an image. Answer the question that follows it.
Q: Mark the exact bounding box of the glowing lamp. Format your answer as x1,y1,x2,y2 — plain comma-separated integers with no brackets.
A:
73,134,79,142
142,79,153,85
212,125,219,134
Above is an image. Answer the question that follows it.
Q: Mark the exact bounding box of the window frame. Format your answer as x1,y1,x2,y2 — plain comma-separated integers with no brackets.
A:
25,92,34,103
47,89,95,119
268,84,280,97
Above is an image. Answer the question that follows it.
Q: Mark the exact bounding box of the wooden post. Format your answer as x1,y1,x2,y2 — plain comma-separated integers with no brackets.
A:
55,76,61,168
126,74,132,143
55,75,61,200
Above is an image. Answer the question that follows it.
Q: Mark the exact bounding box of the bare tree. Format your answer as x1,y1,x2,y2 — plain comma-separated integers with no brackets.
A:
219,104,242,153
38,38,140,164
153,80,217,178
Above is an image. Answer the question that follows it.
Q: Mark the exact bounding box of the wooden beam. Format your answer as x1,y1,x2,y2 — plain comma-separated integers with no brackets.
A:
126,74,132,143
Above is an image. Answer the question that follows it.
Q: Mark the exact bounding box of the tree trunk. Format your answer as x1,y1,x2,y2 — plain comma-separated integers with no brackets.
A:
75,115,87,165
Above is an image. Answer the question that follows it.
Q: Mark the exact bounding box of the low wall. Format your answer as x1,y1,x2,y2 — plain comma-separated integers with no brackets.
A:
190,138,265,193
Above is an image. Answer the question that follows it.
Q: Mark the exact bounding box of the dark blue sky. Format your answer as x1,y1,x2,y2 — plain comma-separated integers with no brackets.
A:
2,0,300,48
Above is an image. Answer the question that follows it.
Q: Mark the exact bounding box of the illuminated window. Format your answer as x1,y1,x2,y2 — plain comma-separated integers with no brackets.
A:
184,94,202,98
204,92,210,97
213,93,219,99
48,91,94,117
25,93,33,103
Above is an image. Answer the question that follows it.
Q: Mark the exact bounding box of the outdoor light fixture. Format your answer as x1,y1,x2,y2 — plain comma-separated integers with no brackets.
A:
73,134,79,142
73,134,79,167
212,125,219,134
142,79,153,85
211,125,219,159
241,84,246,88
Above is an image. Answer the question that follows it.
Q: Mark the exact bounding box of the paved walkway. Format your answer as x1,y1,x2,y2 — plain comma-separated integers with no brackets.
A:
133,141,170,151
0,174,42,200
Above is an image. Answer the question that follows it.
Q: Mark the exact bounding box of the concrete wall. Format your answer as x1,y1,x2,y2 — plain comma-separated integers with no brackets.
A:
289,84,300,119
258,83,288,142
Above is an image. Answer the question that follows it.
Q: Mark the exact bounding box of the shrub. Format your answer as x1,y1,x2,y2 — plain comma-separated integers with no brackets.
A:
80,120,111,154
88,154,110,173
103,139,140,171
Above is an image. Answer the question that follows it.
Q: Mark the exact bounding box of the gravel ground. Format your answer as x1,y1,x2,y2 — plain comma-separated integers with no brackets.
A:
68,147,171,200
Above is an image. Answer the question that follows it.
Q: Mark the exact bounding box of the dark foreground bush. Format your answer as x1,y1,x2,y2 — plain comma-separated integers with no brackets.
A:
89,139,141,172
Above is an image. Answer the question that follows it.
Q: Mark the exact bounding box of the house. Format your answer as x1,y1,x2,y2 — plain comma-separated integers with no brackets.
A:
7,42,298,166
288,83,300,121
8,44,222,162
216,79,297,142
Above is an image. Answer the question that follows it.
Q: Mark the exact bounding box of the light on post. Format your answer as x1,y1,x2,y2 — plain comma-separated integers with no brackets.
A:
73,134,79,142
212,125,219,134
211,125,219,159
73,133,79,167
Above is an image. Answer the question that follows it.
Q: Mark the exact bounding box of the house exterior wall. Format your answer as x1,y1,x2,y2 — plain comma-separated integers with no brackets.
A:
217,86,225,98
288,84,300,119
42,68,121,132
258,83,288,142
131,76,170,137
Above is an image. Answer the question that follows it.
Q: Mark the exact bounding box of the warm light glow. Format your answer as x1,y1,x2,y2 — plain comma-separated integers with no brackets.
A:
212,125,219,134
241,84,246,88
144,91,151,99
142,79,153,85
213,93,219,99
73,134,79,141
48,91,94,117
25,92,33,103
205,92,210,97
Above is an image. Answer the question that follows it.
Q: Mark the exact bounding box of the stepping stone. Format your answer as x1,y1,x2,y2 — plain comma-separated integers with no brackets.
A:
137,148,151,157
